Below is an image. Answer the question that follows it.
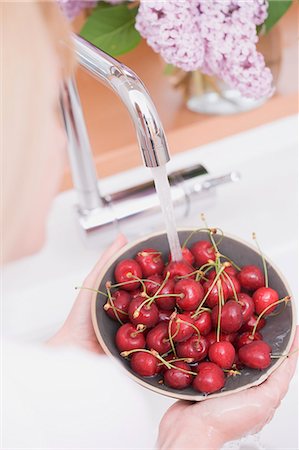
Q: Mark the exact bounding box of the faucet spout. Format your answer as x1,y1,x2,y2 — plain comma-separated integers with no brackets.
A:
74,35,170,167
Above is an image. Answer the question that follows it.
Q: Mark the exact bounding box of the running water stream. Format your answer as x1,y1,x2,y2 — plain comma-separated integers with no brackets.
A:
151,165,182,261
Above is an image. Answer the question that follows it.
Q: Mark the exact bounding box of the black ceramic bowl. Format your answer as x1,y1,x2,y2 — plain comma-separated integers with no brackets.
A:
91,229,296,401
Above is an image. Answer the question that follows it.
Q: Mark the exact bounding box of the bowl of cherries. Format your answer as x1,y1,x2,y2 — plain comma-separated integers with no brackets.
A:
91,228,295,400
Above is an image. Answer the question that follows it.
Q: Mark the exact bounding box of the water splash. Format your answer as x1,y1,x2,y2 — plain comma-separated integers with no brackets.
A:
151,165,182,261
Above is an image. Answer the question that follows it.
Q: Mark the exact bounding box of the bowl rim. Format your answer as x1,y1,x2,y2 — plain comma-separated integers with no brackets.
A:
91,228,296,401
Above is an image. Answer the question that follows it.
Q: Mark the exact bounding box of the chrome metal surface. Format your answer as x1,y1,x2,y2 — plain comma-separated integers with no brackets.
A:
74,35,170,168
60,78,103,211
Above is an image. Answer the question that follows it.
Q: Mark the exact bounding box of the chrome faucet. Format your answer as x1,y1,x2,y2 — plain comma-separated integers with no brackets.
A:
61,35,240,241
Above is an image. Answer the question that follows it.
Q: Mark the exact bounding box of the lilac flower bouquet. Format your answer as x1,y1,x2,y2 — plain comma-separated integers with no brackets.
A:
58,0,291,101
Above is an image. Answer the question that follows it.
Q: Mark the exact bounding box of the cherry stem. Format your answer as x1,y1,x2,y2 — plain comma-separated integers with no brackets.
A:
177,318,201,341
221,272,240,304
127,274,148,296
224,369,241,376
200,213,219,255
75,286,108,297
177,268,210,281
192,263,229,318
195,263,216,282
216,279,224,342
270,348,299,359
106,286,123,325
120,348,197,375
157,357,194,366
252,232,268,288
182,227,214,249
137,251,162,257
104,303,129,316
130,324,146,337
218,254,241,271
250,296,291,338
168,316,178,358
134,273,171,316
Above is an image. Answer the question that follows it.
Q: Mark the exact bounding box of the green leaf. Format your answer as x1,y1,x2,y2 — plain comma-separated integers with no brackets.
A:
263,0,292,33
163,64,176,76
80,2,141,57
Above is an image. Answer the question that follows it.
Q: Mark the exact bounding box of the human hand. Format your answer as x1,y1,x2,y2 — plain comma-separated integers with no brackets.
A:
158,327,298,450
48,234,127,354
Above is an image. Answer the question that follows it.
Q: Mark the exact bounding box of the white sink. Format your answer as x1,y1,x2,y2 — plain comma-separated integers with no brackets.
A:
3,115,298,449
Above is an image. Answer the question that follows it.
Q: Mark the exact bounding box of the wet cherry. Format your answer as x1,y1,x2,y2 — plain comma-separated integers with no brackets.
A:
193,362,225,393
114,259,142,291
241,314,266,333
105,289,131,322
155,279,176,311
170,313,195,342
237,265,265,291
208,341,235,369
144,274,163,296
131,351,159,377
252,287,279,316
163,260,195,280
203,279,229,308
115,323,145,352
146,322,171,354
135,248,164,277
190,240,216,267
235,331,263,350
238,340,271,370
163,361,193,389
169,247,195,266
174,279,204,311
176,335,209,362
128,296,159,328
211,300,243,333
193,310,212,335
237,293,255,323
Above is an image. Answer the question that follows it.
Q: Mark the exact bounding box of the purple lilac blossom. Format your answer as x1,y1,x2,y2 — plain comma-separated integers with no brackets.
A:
136,0,273,99
58,0,98,20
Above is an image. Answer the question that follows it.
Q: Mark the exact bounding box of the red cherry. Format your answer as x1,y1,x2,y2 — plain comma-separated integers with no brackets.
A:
237,293,255,323
252,287,279,316
114,259,142,291
177,335,209,362
163,260,195,280
235,331,263,350
190,240,216,267
144,274,163,297
193,362,225,393
193,311,212,335
206,330,237,346
238,340,271,370
115,323,145,352
203,279,229,308
211,300,243,333
169,247,195,266
128,296,159,328
130,289,142,298
237,265,265,291
130,351,159,377
146,322,171,354
208,341,235,369
163,361,193,389
241,314,266,332
104,290,131,322
207,266,237,280
155,279,176,311
170,314,195,342
158,309,173,322
174,279,204,311
223,275,241,298
135,248,164,277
